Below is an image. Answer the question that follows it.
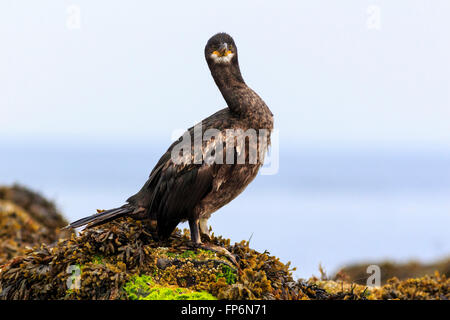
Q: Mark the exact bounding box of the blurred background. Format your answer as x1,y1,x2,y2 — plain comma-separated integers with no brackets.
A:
0,0,449,279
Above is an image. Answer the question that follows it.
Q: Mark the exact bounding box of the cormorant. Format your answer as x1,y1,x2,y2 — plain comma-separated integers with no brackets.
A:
65,33,274,262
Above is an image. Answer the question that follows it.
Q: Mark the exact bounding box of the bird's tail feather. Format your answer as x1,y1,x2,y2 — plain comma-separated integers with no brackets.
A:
63,204,133,230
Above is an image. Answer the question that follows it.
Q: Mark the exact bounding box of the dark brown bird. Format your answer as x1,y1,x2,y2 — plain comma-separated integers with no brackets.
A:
65,33,273,260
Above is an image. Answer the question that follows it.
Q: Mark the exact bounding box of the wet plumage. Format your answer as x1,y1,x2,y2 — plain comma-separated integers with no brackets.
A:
66,33,273,253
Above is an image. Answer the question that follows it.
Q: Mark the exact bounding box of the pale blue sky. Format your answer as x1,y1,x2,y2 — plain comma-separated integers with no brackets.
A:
1,0,449,146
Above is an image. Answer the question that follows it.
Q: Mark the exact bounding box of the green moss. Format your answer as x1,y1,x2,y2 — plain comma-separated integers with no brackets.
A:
165,252,177,258
64,289,75,299
91,254,104,265
179,250,197,259
216,265,237,285
124,275,216,300
165,249,216,260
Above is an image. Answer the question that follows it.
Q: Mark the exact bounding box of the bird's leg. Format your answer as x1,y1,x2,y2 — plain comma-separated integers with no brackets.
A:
188,218,238,267
199,218,211,242
147,219,158,237
189,218,202,245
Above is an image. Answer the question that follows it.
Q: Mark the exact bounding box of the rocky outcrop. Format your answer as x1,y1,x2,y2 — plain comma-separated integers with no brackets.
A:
0,185,448,300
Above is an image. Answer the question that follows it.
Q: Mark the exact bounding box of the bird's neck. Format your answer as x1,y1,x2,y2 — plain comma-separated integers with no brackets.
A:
210,64,254,115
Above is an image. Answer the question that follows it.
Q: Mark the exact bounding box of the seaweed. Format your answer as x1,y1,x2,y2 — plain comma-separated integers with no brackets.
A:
0,185,448,300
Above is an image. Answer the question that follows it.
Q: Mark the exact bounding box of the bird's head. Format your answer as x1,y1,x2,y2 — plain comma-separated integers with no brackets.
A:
205,32,244,86
205,32,238,66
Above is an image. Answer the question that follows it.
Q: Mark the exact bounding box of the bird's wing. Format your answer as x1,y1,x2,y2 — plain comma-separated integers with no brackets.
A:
150,161,215,238
126,109,230,210
149,130,229,237
129,108,259,237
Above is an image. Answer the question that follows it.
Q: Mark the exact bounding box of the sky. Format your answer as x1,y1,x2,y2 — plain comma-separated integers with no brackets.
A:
0,0,449,147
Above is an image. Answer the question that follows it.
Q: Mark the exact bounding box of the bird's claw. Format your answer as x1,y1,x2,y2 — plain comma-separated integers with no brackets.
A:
200,233,211,242
191,242,239,268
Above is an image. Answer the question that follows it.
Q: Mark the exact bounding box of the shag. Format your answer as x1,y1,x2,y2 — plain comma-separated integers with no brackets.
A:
65,33,273,263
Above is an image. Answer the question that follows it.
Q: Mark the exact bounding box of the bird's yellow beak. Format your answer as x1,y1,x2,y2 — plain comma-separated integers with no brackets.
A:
213,43,232,57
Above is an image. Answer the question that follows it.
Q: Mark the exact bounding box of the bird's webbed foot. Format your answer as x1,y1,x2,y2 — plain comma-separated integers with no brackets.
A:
189,218,238,267
192,242,238,268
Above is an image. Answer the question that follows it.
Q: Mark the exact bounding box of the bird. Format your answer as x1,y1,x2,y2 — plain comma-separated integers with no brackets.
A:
64,32,274,262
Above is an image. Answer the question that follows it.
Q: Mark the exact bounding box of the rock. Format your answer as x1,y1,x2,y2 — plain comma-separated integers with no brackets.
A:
156,258,171,270
0,184,68,231
334,258,450,285
0,184,448,300
0,185,73,265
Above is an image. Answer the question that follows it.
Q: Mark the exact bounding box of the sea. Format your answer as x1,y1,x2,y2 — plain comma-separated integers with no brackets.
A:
1,140,449,279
